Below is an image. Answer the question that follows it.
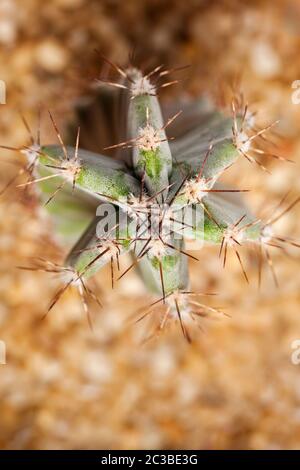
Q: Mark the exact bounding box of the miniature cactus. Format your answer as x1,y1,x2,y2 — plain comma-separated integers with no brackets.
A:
3,60,300,340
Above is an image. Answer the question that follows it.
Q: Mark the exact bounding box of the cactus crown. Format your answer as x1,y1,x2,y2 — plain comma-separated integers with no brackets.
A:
6,60,300,341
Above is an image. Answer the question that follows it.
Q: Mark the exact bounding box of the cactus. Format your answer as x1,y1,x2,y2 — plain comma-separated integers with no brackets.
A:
4,61,300,340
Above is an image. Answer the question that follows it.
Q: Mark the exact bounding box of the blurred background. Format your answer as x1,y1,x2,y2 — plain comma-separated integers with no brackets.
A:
1,0,300,450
